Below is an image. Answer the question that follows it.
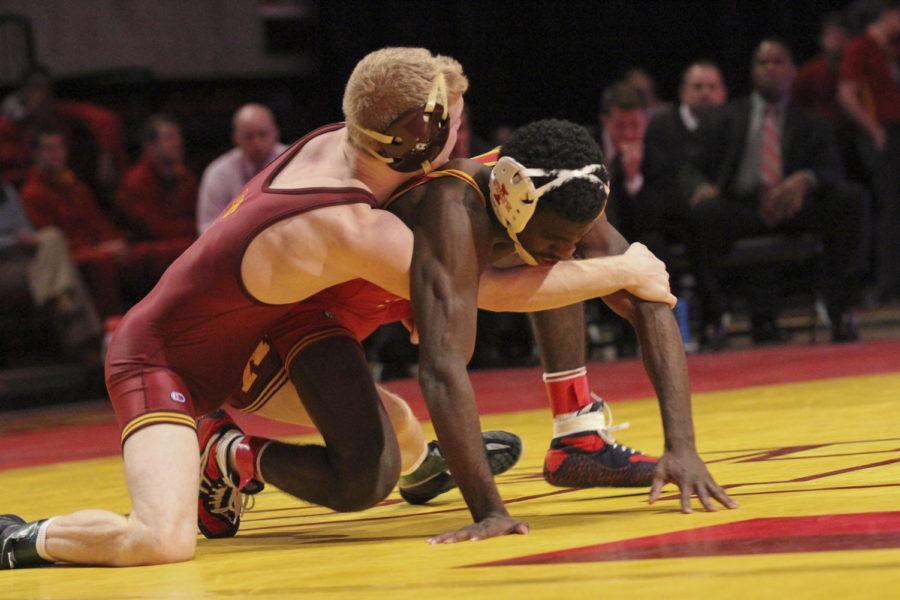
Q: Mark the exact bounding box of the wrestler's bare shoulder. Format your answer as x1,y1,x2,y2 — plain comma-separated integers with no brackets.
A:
242,203,412,305
270,129,358,189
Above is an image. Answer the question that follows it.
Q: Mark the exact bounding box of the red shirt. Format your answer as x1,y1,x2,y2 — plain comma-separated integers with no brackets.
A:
116,155,198,240
794,55,848,128
20,167,120,254
0,116,32,187
840,33,900,124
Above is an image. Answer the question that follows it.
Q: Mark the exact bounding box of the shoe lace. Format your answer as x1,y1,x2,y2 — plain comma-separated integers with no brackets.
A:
204,475,256,519
590,393,642,455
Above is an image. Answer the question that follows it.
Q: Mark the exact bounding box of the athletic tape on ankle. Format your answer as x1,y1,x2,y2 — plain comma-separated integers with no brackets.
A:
35,517,57,563
553,411,606,438
543,367,591,416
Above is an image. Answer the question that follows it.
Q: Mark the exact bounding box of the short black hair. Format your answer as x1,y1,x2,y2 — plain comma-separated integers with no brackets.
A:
500,119,608,224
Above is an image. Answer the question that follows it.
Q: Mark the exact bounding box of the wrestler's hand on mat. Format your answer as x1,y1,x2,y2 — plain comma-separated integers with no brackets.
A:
648,449,738,513
621,243,676,309
427,514,529,544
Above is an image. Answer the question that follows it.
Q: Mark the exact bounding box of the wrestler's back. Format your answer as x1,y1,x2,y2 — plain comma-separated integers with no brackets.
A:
106,124,379,411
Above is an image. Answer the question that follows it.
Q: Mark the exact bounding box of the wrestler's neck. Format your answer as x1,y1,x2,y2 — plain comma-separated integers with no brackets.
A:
270,128,411,205
342,142,412,203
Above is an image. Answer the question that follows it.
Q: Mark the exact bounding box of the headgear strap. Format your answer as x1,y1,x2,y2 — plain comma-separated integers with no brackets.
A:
488,156,609,265
356,73,451,173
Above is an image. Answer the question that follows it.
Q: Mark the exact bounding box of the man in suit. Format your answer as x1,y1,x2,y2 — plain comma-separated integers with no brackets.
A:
691,39,870,343
645,61,727,217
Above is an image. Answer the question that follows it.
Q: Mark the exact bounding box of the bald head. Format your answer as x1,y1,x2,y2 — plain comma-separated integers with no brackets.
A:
232,103,280,168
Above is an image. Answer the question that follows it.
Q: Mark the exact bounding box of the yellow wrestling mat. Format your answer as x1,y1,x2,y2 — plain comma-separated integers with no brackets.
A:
3,370,899,599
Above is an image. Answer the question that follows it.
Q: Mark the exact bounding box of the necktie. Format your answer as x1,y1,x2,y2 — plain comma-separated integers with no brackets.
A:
760,105,782,189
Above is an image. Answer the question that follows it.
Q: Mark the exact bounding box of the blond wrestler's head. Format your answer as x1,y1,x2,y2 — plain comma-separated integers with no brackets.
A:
342,47,468,152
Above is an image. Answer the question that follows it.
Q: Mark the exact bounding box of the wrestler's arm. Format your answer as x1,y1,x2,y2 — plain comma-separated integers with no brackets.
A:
581,219,737,512
477,236,675,312
410,177,527,542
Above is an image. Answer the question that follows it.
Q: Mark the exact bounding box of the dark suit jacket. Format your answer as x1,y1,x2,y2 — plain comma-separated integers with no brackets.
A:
703,97,844,203
644,105,712,208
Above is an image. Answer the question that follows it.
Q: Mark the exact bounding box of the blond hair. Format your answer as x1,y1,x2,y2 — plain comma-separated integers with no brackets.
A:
343,47,468,150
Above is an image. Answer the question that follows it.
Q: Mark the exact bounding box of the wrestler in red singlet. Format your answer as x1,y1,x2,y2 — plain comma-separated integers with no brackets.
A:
105,123,384,443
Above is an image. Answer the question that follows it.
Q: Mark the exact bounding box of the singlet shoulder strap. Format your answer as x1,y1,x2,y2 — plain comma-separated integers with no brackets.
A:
386,168,485,207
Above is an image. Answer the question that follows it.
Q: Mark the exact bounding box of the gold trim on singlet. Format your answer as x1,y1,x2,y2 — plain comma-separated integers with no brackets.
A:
239,327,356,415
386,169,485,207
240,368,289,414
471,147,500,166
120,411,197,446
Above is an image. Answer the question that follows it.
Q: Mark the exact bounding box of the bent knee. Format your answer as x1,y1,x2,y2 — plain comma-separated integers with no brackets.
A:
121,519,197,566
331,457,400,512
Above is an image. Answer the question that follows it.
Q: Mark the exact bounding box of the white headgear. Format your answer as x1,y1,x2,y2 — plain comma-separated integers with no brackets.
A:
488,156,609,265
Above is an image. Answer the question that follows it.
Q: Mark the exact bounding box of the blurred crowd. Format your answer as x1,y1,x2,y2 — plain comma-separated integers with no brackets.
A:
1,2,899,377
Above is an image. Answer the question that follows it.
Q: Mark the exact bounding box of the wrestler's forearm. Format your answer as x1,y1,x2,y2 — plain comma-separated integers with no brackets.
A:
477,256,637,313
632,301,697,452
418,362,509,521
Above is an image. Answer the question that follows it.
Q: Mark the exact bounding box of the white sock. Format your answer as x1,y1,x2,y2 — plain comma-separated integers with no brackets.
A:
35,517,58,562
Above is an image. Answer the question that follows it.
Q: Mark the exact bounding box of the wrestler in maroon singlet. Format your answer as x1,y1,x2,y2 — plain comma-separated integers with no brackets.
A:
106,123,384,443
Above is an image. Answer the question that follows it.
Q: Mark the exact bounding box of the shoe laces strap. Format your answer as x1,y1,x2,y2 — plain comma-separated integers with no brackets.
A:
587,393,631,445
227,486,256,519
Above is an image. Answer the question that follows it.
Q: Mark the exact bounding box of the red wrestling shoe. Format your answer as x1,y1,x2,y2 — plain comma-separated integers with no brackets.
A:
543,398,657,488
197,410,266,539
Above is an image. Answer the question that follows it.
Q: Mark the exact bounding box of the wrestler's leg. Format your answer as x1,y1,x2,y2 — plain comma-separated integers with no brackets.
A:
6,425,198,567
258,335,401,511
530,304,657,488
255,382,426,473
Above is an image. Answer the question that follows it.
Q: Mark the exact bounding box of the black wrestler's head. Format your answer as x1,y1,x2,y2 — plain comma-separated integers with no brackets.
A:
500,119,608,224
493,119,608,265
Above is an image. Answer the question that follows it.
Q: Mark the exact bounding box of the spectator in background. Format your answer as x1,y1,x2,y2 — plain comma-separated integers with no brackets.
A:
643,60,728,349
20,129,130,317
0,66,126,203
0,181,101,361
645,60,727,218
794,13,868,184
196,104,287,233
625,67,670,119
693,39,870,344
20,129,187,316
116,115,197,242
598,82,667,258
838,0,900,302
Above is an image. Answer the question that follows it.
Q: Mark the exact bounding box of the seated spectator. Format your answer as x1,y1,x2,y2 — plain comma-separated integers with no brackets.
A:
197,104,287,234
645,60,728,218
0,181,101,361
692,39,870,344
838,1,900,302
0,66,126,203
794,13,867,184
597,81,669,261
20,129,183,316
643,60,728,349
117,115,198,241
625,66,671,120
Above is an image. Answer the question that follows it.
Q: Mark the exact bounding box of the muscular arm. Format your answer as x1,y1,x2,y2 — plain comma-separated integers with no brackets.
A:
410,178,523,539
577,220,736,511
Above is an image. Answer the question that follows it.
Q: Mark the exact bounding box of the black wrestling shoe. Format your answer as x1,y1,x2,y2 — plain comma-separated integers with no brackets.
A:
399,431,522,505
1,514,52,570
543,430,658,488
